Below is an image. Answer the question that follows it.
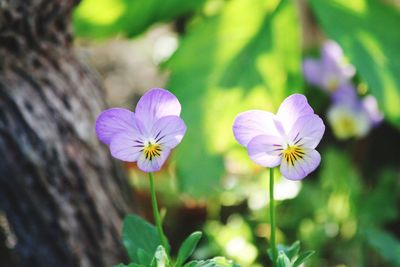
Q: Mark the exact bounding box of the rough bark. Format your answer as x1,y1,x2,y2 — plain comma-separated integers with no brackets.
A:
0,1,132,266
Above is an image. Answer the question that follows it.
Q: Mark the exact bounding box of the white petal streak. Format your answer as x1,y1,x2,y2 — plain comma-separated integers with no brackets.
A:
280,149,321,180
247,135,282,167
232,110,278,147
109,131,144,162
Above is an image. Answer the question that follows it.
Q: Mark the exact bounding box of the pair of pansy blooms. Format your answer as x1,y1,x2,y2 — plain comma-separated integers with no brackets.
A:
96,89,325,180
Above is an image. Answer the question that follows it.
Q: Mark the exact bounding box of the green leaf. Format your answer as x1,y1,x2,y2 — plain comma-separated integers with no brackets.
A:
73,0,205,39
114,263,146,267
364,227,400,266
184,257,240,267
310,0,400,127
137,248,153,266
175,231,203,267
123,214,162,265
277,241,301,261
292,251,315,267
277,252,292,267
167,0,302,197
155,245,170,267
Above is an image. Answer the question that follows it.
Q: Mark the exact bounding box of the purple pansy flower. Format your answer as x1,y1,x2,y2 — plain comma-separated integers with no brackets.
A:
327,101,371,139
95,88,186,172
232,94,325,180
331,84,358,106
303,40,355,92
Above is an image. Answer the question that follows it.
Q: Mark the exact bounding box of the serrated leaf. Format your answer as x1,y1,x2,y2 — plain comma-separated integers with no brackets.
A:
123,214,163,265
175,231,203,267
292,251,315,267
167,0,302,197
310,0,400,127
277,252,292,267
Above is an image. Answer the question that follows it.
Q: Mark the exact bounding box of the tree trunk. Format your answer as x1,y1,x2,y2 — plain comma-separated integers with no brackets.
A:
0,1,133,266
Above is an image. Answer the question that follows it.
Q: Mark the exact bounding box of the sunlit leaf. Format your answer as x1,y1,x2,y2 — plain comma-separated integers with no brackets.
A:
167,0,302,197
73,0,205,39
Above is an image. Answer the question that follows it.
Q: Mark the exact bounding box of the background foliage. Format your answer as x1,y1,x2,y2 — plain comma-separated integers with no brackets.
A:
74,0,400,266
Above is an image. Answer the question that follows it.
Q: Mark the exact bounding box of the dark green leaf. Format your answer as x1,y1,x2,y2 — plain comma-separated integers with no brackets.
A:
364,227,400,266
175,231,203,267
137,248,153,266
310,0,400,127
292,251,315,267
122,214,162,265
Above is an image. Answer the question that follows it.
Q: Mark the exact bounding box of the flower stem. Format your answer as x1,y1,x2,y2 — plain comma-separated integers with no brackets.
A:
269,168,277,266
148,172,168,250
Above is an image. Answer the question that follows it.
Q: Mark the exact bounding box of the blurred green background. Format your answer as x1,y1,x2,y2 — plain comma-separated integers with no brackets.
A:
73,0,400,266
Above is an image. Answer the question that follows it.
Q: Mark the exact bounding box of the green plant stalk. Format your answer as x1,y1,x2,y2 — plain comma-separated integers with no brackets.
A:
148,172,168,250
269,168,277,266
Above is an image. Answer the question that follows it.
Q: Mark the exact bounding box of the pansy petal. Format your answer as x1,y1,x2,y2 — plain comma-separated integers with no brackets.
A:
322,40,343,63
303,59,323,87
109,130,144,162
135,88,181,131
95,108,136,145
277,94,314,134
137,148,171,172
289,114,325,149
280,149,321,180
232,110,278,147
247,135,283,167
152,116,186,149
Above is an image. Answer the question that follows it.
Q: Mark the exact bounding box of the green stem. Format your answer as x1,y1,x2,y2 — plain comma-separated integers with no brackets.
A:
269,168,277,266
148,172,168,250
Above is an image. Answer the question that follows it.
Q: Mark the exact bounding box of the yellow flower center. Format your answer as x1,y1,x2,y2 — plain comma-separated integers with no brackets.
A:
282,145,305,166
143,142,162,160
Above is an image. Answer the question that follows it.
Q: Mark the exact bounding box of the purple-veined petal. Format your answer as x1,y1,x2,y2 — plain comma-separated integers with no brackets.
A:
277,94,314,134
247,135,283,167
151,116,186,149
135,88,181,131
137,148,171,172
109,130,144,162
95,108,136,145
303,59,323,87
280,149,321,180
288,114,325,149
232,110,279,147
